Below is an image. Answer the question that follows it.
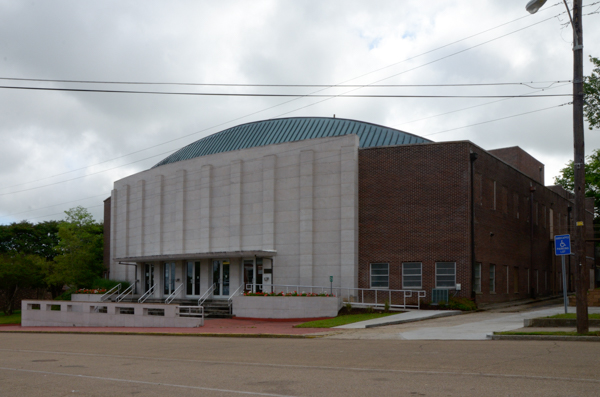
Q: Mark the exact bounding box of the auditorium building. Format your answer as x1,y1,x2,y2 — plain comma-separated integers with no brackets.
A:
104,117,595,307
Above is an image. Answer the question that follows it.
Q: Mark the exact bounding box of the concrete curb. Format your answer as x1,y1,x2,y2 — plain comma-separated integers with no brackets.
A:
492,334,600,342
0,330,327,338
364,310,464,328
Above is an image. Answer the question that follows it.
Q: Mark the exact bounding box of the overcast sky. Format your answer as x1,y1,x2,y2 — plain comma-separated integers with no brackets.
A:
1,0,599,225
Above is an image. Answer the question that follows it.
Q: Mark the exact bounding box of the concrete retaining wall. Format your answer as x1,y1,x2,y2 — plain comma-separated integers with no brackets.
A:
232,296,339,319
71,294,104,302
22,300,203,328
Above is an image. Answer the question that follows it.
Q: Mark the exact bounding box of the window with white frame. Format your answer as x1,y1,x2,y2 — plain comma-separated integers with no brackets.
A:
402,262,422,289
435,262,456,288
370,263,389,288
473,263,482,293
490,264,496,293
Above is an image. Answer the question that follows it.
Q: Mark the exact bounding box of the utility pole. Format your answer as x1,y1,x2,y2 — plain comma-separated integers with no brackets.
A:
526,0,588,333
571,0,589,334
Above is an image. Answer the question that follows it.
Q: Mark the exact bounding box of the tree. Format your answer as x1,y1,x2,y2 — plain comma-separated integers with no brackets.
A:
48,206,104,291
554,148,600,223
0,221,60,311
0,253,44,315
584,56,600,130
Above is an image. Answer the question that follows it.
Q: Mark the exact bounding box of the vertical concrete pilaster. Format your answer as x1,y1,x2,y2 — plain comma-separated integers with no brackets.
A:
262,155,276,250
175,169,186,252
230,160,242,251
300,150,314,286
153,175,163,255
340,144,359,290
133,179,145,256
200,165,212,252
110,189,118,277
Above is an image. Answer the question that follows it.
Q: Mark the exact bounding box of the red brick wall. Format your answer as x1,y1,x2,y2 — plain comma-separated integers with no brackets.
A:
358,142,472,300
358,141,588,305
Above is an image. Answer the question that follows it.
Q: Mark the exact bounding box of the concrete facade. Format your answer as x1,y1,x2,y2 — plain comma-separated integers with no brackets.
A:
231,296,340,319
109,135,360,300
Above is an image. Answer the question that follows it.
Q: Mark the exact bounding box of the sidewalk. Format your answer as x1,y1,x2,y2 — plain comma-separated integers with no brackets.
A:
0,317,333,338
334,309,462,329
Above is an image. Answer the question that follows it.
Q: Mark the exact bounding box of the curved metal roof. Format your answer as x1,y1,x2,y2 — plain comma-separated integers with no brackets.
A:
152,117,430,168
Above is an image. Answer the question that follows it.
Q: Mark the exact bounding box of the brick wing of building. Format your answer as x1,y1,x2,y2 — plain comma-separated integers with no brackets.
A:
104,117,595,308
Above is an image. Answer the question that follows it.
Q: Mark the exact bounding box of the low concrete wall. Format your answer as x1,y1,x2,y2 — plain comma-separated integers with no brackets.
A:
232,296,340,319
22,300,203,328
71,294,104,302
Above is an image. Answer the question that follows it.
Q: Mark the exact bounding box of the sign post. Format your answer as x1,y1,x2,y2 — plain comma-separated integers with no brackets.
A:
554,234,571,314
330,276,333,295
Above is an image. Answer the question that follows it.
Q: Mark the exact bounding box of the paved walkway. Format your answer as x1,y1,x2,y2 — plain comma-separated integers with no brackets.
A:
326,305,600,340
0,317,331,337
334,309,461,328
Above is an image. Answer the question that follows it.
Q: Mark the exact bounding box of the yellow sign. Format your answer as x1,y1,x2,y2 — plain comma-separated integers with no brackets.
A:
576,221,584,227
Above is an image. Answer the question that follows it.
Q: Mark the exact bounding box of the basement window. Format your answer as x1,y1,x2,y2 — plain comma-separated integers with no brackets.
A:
435,262,456,289
402,263,422,289
370,263,389,289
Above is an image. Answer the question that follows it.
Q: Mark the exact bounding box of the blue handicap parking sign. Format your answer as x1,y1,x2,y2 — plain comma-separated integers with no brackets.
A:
554,234,571,256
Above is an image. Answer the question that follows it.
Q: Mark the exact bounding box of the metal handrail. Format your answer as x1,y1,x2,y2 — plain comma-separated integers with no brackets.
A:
101,284,121,302
138,283,157,303
198,283,216,306
116,284,134,302
228,283,244,306
165,283,184,304
243,283,426,309
176,305,204,318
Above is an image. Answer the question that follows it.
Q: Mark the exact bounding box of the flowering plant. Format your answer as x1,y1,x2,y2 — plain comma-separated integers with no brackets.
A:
75,288,107,294
243,290,335,297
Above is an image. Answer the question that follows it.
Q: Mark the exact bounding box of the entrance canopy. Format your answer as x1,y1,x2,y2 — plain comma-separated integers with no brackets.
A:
115,250,276,263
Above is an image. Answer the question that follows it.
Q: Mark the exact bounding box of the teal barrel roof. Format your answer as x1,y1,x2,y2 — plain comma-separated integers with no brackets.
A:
152,117,430,168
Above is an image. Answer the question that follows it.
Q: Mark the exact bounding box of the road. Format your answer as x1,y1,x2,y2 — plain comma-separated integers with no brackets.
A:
1,332,599,396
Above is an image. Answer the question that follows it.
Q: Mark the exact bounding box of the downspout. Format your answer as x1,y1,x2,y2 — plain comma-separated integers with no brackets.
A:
470,151,478,301
530,185,536,295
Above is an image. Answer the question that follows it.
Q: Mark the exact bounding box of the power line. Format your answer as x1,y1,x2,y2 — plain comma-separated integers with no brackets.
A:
0,84,572,98
423,102,571,137
394,83,572,127
0,76,571,89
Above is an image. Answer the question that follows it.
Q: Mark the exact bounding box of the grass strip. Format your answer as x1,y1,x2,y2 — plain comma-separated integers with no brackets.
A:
0,311,21,325
294,313,396,328
545,313,600,320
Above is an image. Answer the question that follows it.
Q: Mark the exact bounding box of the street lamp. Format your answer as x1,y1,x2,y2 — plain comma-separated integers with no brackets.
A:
526,0,589,333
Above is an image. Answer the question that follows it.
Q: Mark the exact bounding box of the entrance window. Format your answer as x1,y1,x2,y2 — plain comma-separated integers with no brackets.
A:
144,264,155,293
164,262,176,295
370,263,389,288
213,259,230,296
186,261,201,296
490,264,496,293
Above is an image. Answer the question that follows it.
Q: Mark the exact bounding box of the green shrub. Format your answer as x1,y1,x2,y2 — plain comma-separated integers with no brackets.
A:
91,278,130,291
447,297,476,311
384,299,390,312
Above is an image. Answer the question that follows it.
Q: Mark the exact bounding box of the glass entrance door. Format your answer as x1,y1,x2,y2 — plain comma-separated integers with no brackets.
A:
186,261,201,296
212,259,230,296
164,262,176,295
144,264,155,292
243,258,263,292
